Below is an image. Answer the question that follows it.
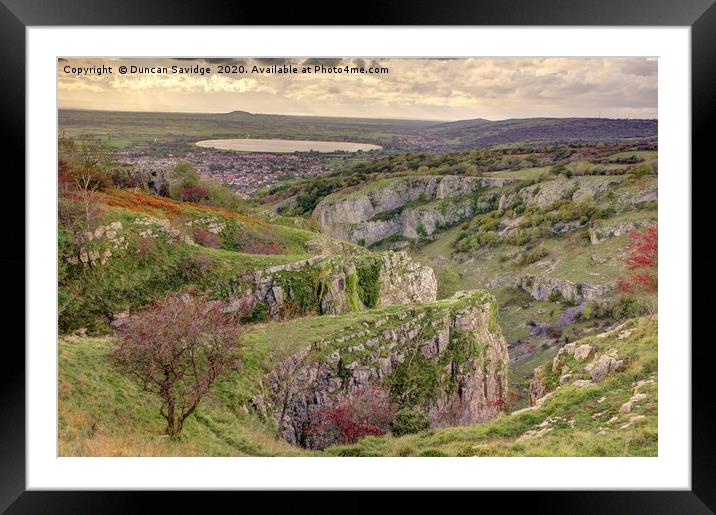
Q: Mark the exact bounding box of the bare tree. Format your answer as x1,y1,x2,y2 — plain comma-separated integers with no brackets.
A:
111,295,242,438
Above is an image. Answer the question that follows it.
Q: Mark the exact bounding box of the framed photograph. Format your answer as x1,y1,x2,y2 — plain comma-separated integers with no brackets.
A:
4,0,714,511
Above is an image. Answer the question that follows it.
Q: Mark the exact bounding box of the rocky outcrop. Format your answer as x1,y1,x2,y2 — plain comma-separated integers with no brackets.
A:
498,176,624,210
67,217,196,266
589,219,652,244
253,290,508,449
528,336,628,406
313,175,512,247
515,274,615,305
225,251,437,319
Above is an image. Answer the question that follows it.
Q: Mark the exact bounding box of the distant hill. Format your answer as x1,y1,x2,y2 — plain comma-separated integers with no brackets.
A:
425,117,658,149
58,109,657,153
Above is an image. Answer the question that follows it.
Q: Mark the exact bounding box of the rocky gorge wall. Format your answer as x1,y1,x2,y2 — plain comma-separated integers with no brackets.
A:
252,290,509,449
223,251,437,320
313,175,513,247
515,274,615,305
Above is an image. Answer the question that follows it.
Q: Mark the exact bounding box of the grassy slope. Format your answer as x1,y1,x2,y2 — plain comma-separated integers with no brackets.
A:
58,292,496,457
59,316,656,457
59,336,310,456
60,189,334,333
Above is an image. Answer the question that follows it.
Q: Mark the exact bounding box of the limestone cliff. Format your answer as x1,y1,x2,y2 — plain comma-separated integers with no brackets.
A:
515,274,615,305
498,176,626,210
224,251,437,320
313,175,513,247
252,290,508,449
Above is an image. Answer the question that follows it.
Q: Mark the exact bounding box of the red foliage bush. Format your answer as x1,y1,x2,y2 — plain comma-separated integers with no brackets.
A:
192,227,222,248
179,186,208,203
618,224,657,294
308,385,396,447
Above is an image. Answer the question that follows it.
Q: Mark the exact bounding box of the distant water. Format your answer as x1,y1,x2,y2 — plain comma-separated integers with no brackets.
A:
195,138,382,153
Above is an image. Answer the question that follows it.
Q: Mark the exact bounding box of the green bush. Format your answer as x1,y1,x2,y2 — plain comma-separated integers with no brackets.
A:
549,289,565,303
387,351,439,407
517,246,548,265
419,448,447,457
416,222,428,238
241,302,270,323
336,447,364,457
611,296,646,319
437,267,461,299
628,163,654,177
356,261,382,308
392,408,431,437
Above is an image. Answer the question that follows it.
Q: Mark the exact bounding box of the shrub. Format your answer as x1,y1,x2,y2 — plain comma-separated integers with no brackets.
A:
356,261,382,308
437,267,460,299
167,162,201,200
308,385,396,448
517,246,548,265
241,302,270,323
135,236,157,262
419,448,447,457
111,294,242,438
627,163,655,177
416,222,428,238
550,164,572,178
387,352,440,407
618,224,657,295
549,289,565,303
611,296,646,319
192,227,222,248
392,408,431,436
179,186,208,202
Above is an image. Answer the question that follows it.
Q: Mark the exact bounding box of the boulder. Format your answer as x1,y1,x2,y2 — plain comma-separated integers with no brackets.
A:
573,344,594,361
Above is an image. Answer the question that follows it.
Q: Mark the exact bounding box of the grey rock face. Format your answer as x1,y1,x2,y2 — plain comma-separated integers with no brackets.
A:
573,344,594,361
253,291,508,449
591,349,625,383
515,274,615,305
499,176,625,210
589,219,651,245
313,175,513,247
226,251,436,321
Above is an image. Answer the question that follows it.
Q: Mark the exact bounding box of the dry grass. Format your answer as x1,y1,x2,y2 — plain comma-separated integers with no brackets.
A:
101,188,263,225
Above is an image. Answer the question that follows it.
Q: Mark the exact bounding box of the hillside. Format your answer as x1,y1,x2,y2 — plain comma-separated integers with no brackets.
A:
58,135,657,457
59,316,656,456
426,117,658,150
324,316,657,457
58,109,435,153
59,110,657,155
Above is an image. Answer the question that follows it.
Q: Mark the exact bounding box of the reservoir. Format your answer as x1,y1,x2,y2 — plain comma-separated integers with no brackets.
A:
195,138,382,153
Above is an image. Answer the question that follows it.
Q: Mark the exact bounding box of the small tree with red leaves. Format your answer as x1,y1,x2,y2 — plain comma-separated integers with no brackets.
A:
618,224,658,295
111,295,242,438
617,224,658,314
308,385,396,448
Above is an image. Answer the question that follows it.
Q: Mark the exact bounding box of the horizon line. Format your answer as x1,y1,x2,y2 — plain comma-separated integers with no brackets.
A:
57,107,658,123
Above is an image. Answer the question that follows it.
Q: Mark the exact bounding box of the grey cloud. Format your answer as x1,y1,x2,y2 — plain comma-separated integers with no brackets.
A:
621,60,657,76
302,58,345,67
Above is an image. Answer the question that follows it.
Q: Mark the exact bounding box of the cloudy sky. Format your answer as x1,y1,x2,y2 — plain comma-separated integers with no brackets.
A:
58,57,657,121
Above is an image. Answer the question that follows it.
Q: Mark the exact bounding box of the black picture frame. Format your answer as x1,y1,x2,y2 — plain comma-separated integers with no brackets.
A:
2,0,714,512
